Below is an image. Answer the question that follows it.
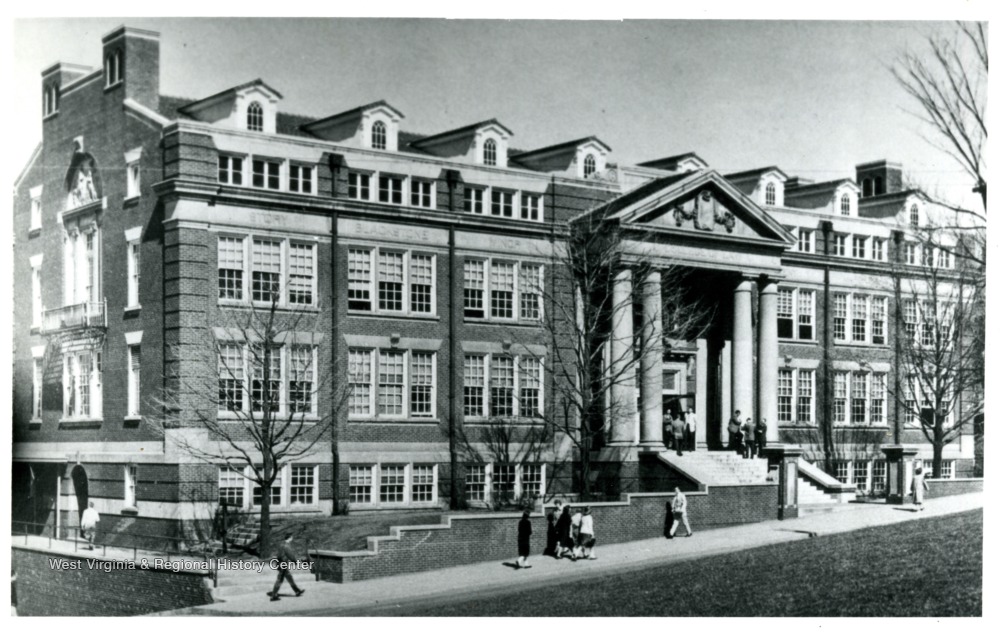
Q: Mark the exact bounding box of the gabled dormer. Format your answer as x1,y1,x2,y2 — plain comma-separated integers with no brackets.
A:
725,166,788,207
178,79,283,134
784,179,860,217
511,136,612,180
300,101,405,151
636,152,709,174
409,119,513,167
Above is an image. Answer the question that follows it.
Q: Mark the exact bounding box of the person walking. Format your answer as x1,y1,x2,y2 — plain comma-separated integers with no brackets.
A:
81,501,100,550
728,411,743,454
672,413,686,457
268,533,305,601
669,487,693,538
912,464,930,510
663,410,675,450
556,505,574,559
742,417,756,459
516,510,533,568
578,507,597,560
545,500,562,557
755,417,768,458
685,408,697,451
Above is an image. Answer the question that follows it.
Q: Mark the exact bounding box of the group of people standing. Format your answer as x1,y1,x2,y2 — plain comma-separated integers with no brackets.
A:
531,501,597,566
726,410,767,459
664,408,697,456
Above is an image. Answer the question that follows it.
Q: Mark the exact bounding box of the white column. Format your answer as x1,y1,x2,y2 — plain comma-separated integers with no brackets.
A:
758,277,780,442
732,278,754,420
609,269,636,446
695,338,708,447
640,270,663,445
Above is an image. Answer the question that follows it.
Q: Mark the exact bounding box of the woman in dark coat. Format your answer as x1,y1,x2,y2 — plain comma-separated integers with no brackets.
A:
516,510,533,568
556,505,574,558
544,500,562,557
664,499,675,538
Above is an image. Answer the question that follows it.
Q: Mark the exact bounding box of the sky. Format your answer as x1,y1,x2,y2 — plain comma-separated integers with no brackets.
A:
8,17,985,208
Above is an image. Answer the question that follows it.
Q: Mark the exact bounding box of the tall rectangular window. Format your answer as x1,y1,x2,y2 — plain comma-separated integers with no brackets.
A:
872,461,887,493
31,263,42,328
377,251,405,312
463,355,486,417
903,299,918,343
64,351,102,419
377,350,405,417
378,174,404,204
349,466,373,504
490,356,515,417
410,180,434,208
872,238,885,261
871,296,887,345
833,293,847,341
218,343,244,412
126,161,141,198
521,193,542,221
347,249,372,311
218,237,245,300
252,158,281,190
251,346,281,413
777,369,793,422
491,190,514,217
851,295,868,342
288,243,315,305
32,358,43,420
288,346,314,415
251,239,281,303
463,260,486,318
290,465,315,505
870,373,887,425
833,234,846,256
219,467,245,507
410,254,433,314
379,465,405,503
797,229,813,253
348,172,370,200
127,240,141,308
411,465,435,503
797,370,814,423
125,464,138,507
833,371,848,424
127,344,141,417
465,465,486,501
288,165,313,194
492,464,516,504
410,352,435,418
519,357,542,417
905,242,918,265
348,349,373,417
797,290,814,340
464,187,485,214
777,289,794,339
852,461,870,492
253,470,282,507
218,155,243,186
490,262,515,319
521,465,543,498
852,236,867,259
519,264,542,321
30,187,42,231
851,372,868,424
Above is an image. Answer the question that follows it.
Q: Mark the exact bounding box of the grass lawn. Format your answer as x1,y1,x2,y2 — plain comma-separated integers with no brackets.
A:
396,508,983,617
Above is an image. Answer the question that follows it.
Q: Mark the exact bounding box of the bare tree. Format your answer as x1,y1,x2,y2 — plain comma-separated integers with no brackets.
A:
892,22,987,216
146,299,347,556
891,230,984,479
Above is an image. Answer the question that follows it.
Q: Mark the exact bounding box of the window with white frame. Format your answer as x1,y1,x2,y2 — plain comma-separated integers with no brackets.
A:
851,295,868,342
371,121,387,150
905,242,918,265
219,467,245,507
126,158,141,198
348,172,371,200
833,293,887,345
909,204,919,227
464,187,486,214
872,238,885,261
32,358,43,420
63,349,102,419
31,259,42,328
217,236,315,306
347,248,435,316
521,193,542,221
832,370,887,425
347,348,438,420
904,374,953,429
105,49,122,87
379,464,405,503
30,186,43,231
62,228,101,307
463,354,543,419
289,164,314,194
797,229,813,253
252,158,281,191
871,460,887,493
127,344,141,417
852,460,870,492
903,299,918,344
127,238,141,309
834,461,850,484
247,102,264,132
218,155,244,186
464,463,545,505
491,190,515,218
410,179,435,208
777,368,814,424
483,139,498,166
870,372,887,425
348,463,438,507
411,465,435,502
349,466,373,504
464,259,545,323
871,296,887,345
935,247,953,269
850,372,868,424
253,469,282,507
124,464,137,507
833,234,846,256
289,465,315,505
217,344,318,416
765,182,776,206
378,174,404,204
852,235,868,259
583,155,597,179
777,287,814,340
840,194,851,216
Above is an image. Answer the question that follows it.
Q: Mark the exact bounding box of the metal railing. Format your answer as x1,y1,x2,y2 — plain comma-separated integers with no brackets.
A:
13,520,220,587
40,300,107,333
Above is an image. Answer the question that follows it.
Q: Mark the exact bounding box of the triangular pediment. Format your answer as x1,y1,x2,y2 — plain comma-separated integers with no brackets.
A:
608,170,795,246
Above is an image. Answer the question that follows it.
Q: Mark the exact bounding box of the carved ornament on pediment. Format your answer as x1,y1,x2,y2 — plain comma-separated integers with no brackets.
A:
671,189,736,233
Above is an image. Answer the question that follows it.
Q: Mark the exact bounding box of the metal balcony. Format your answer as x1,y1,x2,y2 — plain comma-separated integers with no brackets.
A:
40,300,107,334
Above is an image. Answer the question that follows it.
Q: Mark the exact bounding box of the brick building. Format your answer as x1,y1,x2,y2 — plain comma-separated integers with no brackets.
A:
11,26,978,541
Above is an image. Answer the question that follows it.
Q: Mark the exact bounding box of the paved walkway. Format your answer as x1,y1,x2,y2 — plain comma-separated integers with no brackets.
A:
163,492,983,616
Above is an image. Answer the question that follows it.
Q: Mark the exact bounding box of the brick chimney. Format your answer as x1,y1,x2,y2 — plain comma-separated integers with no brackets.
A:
101,25,160,110
855,160,903,198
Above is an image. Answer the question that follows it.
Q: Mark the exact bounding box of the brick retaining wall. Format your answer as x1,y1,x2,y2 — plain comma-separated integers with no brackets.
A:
312,483,778,582
12,546,214,616
925,478,983,499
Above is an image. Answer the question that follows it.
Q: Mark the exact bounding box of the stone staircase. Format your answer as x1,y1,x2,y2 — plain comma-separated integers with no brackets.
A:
796,458,857,514
657,450,771,486
226,516,261,550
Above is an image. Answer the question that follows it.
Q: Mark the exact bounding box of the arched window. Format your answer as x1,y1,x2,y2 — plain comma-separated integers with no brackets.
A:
840,194,851,216
862,178,873,198
765,182,776,206
909,204,919,227
371,121,387,150
483,139,497,166
246,102,264,132
583,154,597,178
105,49,122,87
874,176,884,195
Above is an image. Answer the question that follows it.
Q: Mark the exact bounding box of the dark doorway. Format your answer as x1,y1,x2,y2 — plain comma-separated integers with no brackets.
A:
71,465,89,524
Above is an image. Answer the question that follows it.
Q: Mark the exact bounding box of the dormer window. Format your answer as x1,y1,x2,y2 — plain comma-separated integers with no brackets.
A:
371,121,387,150
483,139,498,166
909,204,919,227
247,102,264,132
765,182,776,206
840,194,851,216
43,84,59,117
583,154,597,179
105,49,122,87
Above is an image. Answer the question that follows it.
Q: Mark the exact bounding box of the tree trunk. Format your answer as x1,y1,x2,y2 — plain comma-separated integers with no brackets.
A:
331,436,341,515
259,459,272,558
932,420,944,480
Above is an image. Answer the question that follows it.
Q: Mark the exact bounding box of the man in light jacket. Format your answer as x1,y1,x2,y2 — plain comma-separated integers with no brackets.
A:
81,501,100,550
669,488,693,538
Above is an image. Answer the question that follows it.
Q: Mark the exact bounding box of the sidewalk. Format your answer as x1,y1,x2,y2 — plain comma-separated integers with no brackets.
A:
163,492,983,616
